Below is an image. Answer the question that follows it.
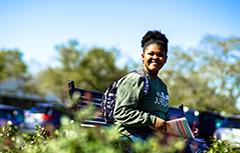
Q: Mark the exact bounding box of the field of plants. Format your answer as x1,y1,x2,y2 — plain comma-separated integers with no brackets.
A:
0,104,239,153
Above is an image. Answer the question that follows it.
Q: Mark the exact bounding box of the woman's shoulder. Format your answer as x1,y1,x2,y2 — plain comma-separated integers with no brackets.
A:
118,70,144,85
124,70,144,80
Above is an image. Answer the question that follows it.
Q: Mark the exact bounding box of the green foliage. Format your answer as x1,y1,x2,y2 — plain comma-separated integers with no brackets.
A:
2,35,240,152
0,49,27,81
0,121,23,153
77,47,128,91
0,103,239,153
207,138,240,153
56,39,82,71
0,49,41,96
162,35,240,113
32,35,239,113
23,125,51,145
0,104,185,153
36,40,129,100
132,136,184,153
22,105,183,153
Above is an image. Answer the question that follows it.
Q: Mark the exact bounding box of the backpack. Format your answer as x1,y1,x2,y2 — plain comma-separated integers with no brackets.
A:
101,70,150,124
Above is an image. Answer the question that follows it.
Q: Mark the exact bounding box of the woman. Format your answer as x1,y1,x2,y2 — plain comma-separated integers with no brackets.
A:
114,30,169,142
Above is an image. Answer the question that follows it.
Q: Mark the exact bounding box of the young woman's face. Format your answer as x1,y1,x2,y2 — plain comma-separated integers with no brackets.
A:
141,43,167,77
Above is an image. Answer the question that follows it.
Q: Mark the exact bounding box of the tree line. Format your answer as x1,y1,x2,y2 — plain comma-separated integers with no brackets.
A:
0,35,239,114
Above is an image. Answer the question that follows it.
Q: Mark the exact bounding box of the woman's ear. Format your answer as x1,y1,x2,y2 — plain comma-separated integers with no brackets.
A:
141,53,144,62
165,55,168,63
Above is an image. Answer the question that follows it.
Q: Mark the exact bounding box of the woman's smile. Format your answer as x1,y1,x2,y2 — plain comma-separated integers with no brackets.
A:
142,44,167,77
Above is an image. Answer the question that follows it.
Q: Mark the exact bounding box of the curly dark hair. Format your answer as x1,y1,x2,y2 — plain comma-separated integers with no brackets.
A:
141,30,168,54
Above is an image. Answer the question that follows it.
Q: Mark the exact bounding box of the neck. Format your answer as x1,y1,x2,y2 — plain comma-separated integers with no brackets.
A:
142,68,158,79
149,73,158,79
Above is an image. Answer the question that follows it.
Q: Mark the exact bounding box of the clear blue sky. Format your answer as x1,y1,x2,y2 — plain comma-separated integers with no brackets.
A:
1,0,240,72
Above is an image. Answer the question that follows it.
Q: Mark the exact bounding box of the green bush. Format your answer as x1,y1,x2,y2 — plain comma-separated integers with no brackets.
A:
0,105,185,153
207,138,240,153
1,104,239,153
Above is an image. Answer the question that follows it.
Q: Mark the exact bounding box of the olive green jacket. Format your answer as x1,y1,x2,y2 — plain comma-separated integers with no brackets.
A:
114,70,169,139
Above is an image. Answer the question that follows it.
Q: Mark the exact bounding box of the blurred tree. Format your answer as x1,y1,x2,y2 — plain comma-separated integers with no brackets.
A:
78,47,128,91
200,35,240,109
36,40,129,101
162,35,240,113
0,49,27,81
56,39,82,71
0,49,44,100
36,40,82,101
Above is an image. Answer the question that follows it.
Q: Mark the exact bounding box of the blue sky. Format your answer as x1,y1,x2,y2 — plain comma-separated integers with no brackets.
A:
1,0,240,72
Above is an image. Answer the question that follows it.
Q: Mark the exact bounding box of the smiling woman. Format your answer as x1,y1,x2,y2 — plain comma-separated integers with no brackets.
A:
141,30,168,78
113,30,170,142
141,43,167,78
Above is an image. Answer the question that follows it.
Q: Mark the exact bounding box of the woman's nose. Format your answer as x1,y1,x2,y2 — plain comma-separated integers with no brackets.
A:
152,54,158,59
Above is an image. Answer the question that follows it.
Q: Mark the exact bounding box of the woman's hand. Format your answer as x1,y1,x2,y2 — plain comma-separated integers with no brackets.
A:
191,121,199,136
153,117,166,133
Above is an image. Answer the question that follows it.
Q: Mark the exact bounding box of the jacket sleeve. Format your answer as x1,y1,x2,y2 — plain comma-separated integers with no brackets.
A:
114,73,156,127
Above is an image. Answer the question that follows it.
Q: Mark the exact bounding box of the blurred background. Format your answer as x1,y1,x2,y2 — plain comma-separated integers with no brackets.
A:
0,0,239,144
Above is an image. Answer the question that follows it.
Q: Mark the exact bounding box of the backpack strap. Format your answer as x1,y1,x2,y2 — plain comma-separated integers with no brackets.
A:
101,70,150,124
133,70,149,96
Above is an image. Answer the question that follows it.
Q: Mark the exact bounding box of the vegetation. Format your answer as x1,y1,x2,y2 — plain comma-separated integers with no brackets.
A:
1,35,239,113
0,49,27,81
35,40,129,101
207,138,240,153
161,35,240,113
0,34,240,152
0,104,186,153
0,105,239,153
0,49,40,96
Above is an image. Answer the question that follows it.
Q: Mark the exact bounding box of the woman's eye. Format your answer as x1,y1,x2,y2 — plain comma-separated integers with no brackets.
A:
148,52,154,56
157,53,165,57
